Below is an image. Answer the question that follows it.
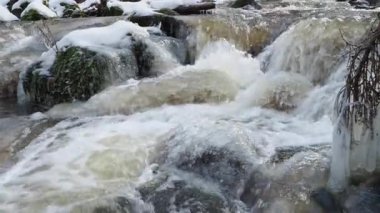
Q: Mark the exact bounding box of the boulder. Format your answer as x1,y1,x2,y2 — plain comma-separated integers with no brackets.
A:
230,0,262,9
175,147,251,197
138,172,230,213
23,47,110,108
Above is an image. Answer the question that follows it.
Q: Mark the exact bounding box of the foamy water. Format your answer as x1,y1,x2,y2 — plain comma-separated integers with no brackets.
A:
0,14,372,212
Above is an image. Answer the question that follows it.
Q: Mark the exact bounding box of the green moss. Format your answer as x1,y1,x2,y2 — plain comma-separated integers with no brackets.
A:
23,47,110,107
107,6,123,16
21,9,46,21
61,3,82,18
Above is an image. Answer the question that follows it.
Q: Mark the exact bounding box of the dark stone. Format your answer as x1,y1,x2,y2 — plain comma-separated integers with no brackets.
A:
138,175,229,213
311,188,343,213
93,196,133,213
240,171,269,208
270,144,330,164
175,147,250,197
132,40,154,78
157,8,180,16
346,175,380,212
230,0,262,9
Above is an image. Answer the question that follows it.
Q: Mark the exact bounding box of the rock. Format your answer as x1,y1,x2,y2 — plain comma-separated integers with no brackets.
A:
138,172,230,213
345,175,380,212
0,70,19,98
132,40,154,78
175,147,251,197
230,0,262,9
311,188,343,213
92,197,133,213
61,3,83,18
241,150,330,211
271,144,330,164
157,8,180,16
70,196,135,213
21,9,46,21
23,47,110,108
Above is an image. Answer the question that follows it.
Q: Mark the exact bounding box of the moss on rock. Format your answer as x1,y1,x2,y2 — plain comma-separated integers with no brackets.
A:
61,3,83,18
107,6,123,16
21,9,46,21
23,47,110,108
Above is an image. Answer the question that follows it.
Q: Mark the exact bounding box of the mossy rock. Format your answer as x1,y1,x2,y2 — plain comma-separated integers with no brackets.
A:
61,3,83,18
21,9,46,21
23,47,110,108
107,6,123,16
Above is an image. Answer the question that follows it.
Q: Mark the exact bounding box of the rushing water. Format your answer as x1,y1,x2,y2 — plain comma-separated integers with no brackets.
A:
0,1,377,212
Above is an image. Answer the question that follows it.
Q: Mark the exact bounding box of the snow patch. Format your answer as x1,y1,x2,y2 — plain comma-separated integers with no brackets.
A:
56,20,149,50
21,1,57,18
0,5,18,21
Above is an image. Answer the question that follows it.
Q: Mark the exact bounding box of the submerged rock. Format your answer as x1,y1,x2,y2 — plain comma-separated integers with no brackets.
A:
176,147,251,197
138,172,230,213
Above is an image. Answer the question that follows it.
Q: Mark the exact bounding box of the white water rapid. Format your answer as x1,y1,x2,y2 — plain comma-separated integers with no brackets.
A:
0,3,376,213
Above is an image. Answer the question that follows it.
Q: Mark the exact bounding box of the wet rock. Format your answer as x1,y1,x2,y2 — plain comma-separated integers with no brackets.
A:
138,173,230,213
92,197,133,213
271,144,330,164
0,116,57,168
0,70,19,98
241,150,330,211
311,188,343,213
150,35,188,64
132,40,154,78
345,175,380,212
175,147,251,197
230,0,262,9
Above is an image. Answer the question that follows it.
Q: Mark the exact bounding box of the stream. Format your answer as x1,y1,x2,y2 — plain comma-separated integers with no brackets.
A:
0,0,379,212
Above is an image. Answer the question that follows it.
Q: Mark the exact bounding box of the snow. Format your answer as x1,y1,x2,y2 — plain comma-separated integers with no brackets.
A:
107,0,155,16
146,0,203,10
1,0,219,22
49,0,77,16
0,5,18,21
56,20,150,49
78,0,99,10
0,0,9,6
21,1,57,18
